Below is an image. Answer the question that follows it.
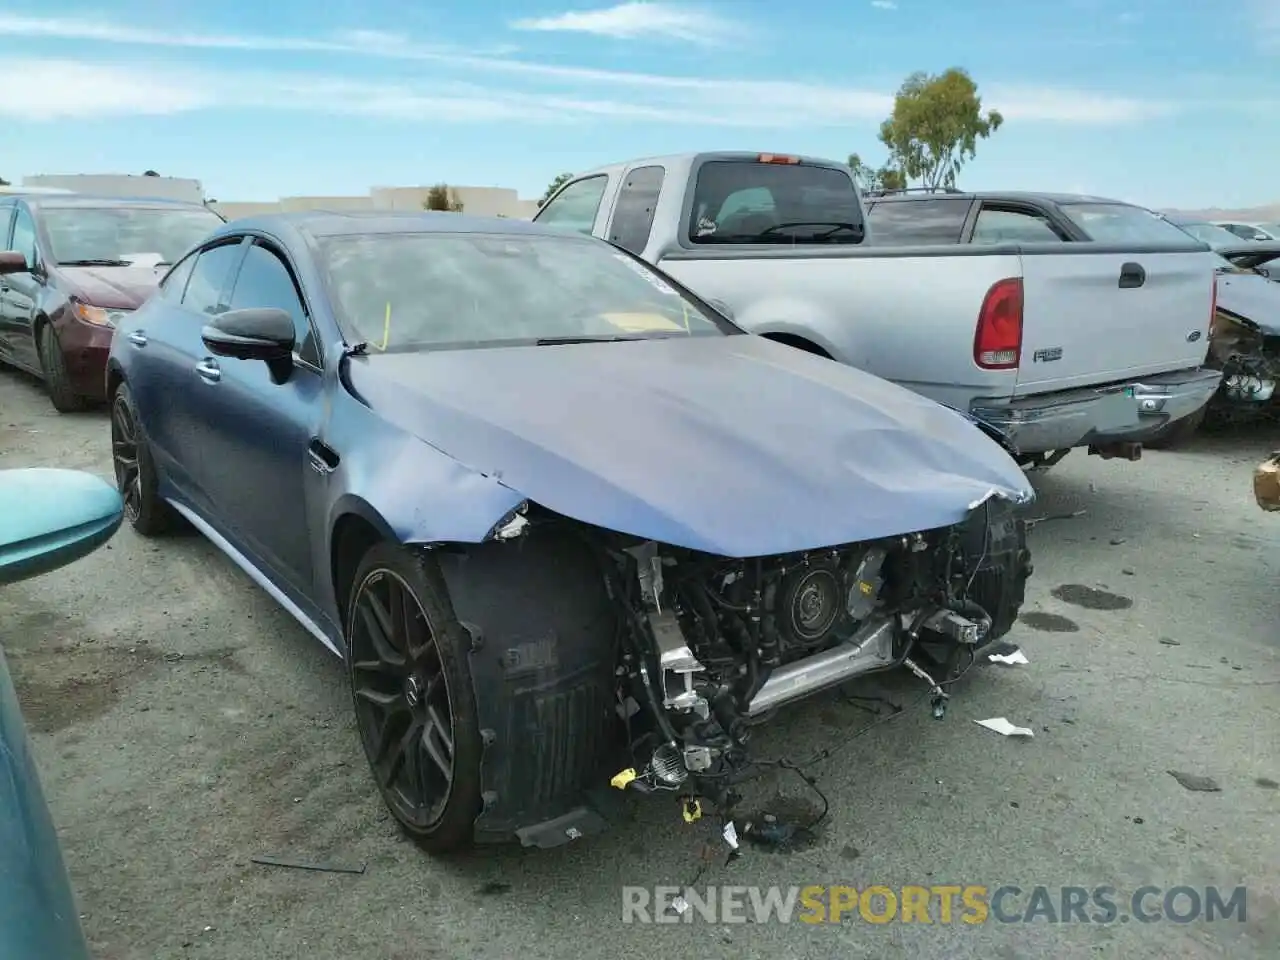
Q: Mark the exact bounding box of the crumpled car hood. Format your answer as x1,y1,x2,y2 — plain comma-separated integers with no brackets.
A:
346,334,1034,557
1218,270,1280,336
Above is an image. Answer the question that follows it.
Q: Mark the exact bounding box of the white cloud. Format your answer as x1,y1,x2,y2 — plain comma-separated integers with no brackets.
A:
986,86,1180,123
0,16,1188,128
4,59,215,119
870,1,898,10
509,3,741,44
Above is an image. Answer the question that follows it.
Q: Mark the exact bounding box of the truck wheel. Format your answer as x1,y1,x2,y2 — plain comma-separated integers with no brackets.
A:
39,323,88,413
346,542,483,854
1144,407,1206,450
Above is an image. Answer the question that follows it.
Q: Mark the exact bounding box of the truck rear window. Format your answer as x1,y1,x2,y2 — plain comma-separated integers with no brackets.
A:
687,160,864,245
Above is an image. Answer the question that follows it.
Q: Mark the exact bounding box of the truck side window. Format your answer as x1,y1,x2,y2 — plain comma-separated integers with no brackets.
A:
534,176,608,236
971,208,1065,244
863,198,973,245
608,165,665,254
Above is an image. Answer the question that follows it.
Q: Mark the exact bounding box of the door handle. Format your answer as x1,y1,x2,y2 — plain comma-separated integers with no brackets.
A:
307,438,340,474
195,358,221,382
1118,262,1146,289
127,331,148,346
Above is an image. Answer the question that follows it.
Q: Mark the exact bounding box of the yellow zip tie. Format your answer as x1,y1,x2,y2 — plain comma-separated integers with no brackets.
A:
375,301,391,351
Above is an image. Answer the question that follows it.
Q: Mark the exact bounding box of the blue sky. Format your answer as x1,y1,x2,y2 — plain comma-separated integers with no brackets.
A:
3,1,1278,208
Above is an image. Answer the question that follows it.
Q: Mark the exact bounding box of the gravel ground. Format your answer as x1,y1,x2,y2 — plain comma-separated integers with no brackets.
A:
2,367,1278,960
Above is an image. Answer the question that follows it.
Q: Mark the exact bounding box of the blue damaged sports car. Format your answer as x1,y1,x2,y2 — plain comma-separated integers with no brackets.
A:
106,211,1035,853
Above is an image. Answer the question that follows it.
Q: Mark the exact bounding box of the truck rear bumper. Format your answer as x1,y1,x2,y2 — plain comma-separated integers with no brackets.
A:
970,368,1223,456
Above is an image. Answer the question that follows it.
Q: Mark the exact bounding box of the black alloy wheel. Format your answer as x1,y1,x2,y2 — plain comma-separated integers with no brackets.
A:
108,382,176,536
349,566,459,835
110,392,143,523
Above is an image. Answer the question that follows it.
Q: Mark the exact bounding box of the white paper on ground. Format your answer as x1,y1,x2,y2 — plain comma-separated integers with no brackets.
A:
988,649,1030,666
975,717,1034,737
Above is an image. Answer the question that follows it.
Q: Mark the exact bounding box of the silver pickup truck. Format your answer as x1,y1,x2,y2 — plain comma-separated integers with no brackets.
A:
533,152,1221,466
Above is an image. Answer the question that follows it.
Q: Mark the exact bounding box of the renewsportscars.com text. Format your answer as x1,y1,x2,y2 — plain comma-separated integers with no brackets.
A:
621,884,1248,925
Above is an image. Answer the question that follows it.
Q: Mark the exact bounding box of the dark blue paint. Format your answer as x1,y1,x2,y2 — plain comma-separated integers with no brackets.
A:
0,468,122,960
110,211,1032,650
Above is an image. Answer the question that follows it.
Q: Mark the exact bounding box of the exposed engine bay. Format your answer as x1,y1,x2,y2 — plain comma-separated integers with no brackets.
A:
592,501,1030,801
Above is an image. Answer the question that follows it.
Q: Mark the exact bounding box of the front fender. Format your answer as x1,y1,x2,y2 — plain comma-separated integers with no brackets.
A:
326,396,526,546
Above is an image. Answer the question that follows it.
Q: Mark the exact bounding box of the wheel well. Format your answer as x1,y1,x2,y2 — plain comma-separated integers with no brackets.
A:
331,513,385,628
761,332,833,359
32,314,50,357
106,365,124,401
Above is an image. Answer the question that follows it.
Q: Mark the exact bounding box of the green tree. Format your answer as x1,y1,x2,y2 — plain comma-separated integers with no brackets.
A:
423,183,464,212
539,172,573,207
847,153,906,194
143,169,160,177
877,67,1003,191
0,176,9,186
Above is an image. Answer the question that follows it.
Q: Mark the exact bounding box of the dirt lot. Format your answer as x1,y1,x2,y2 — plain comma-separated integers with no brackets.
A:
2,367,1278,960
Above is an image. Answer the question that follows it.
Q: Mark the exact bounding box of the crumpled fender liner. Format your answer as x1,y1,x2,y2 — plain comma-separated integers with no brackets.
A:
435,529,620,845
958,499,1032,641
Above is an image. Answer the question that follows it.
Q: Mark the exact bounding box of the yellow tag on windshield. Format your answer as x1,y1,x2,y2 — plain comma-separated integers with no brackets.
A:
601,312,684,333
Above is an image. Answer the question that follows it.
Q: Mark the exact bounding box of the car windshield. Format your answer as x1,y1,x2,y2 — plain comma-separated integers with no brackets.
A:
1171,220,1244,248
320,231,733,351
43,205,224,265
1258,222,1280,238
1060,203,1199,244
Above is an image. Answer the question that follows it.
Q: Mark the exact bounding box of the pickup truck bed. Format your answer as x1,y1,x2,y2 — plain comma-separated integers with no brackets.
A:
533,153,1221,463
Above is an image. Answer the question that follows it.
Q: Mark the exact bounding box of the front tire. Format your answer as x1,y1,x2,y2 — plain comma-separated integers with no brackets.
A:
346,543,483,854
38,323,89,413
110,382,177,536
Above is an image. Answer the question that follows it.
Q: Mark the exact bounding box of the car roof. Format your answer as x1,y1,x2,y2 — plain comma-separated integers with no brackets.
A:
23,194,215,211
870,190,1130,206
217,210,578,241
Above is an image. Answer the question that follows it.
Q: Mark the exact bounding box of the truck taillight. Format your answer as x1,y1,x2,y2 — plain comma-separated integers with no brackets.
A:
974,277,1024,370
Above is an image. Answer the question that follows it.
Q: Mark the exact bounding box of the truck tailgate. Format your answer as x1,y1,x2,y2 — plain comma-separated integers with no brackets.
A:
1014,250,1214,396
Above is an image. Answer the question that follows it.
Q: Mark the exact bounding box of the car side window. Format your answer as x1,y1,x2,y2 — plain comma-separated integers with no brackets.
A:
864,197,973,245
971,208,1065,244
226,242,320,366
607,165,665,255
181,241,244,316
534,176,608,235
158,251,199,303
10,205,38,267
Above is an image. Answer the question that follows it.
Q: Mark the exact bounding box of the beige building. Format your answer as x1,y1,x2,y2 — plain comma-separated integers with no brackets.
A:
211,185,540,221
21,173,540,221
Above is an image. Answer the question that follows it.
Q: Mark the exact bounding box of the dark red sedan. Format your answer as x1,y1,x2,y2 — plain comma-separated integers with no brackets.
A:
0,194,224,411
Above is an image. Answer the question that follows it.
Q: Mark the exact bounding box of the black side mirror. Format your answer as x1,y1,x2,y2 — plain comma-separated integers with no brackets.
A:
202,308,295,361
0,251,27,276
202,308,296,383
